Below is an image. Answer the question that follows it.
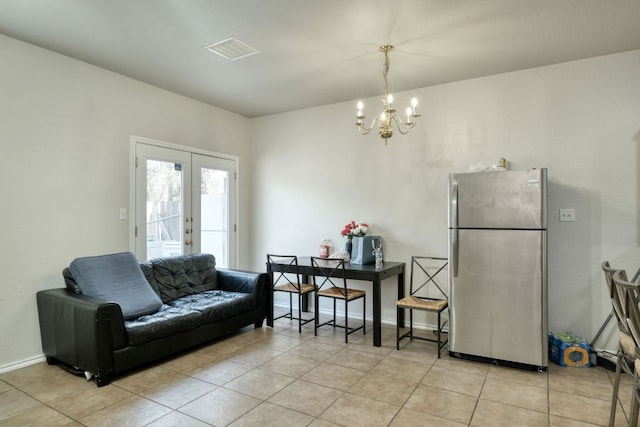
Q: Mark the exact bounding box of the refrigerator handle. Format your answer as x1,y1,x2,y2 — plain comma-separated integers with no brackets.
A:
451,180,458,230
452,229,458,277
451,180,458,276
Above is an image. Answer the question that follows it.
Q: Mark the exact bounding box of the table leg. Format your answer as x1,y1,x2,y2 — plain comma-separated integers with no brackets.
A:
301,274,309,312
373,277,381,347
397,270,405,328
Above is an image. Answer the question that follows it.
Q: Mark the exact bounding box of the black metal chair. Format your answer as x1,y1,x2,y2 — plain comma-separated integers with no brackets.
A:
310,256,366,343
397,256,449,357
266,254,316,333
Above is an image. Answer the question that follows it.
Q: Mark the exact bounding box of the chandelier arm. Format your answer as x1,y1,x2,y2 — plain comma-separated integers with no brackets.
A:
389,115,410,135
357,117,380,134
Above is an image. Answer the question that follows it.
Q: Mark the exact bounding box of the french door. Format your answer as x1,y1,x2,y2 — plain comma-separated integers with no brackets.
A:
132,139,237,267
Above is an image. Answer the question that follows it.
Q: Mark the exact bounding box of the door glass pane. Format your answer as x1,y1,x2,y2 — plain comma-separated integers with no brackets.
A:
200,167,229,267
146,159,184,259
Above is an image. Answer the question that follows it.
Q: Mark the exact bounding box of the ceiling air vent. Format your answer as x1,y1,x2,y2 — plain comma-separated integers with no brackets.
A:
203,38,260,61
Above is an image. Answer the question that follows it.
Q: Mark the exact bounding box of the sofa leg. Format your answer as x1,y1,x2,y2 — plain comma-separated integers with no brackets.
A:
46,356,58,366
254,319,264,328
96,374,111,387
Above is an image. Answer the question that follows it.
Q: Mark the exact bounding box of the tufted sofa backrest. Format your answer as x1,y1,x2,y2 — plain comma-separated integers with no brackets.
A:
146,253,218,303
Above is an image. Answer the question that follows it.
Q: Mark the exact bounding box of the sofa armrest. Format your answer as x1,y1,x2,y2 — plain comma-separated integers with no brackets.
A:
216,269,271,318
36,288,126,380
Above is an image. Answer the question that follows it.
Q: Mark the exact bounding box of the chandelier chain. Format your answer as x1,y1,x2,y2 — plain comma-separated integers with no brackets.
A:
382,49,390,98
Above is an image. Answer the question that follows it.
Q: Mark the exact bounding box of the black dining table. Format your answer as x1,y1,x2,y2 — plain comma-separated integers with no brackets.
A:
267,257,406,347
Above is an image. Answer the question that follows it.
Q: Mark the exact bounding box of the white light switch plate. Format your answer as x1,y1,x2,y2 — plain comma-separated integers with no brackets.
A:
559,208,575,222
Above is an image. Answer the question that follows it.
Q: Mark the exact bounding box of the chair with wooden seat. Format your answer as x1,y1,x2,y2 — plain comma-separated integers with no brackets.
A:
266,254,316,333
602,261,636,426
310,256,366,343
397,256,449,357
612,269,640,426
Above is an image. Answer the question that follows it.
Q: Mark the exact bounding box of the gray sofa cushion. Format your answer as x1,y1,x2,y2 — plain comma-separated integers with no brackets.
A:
69,252,163,320
150,253,218,303
138,260,161,298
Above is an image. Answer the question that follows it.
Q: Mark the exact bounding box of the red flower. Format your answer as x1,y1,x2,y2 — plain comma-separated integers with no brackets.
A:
340,221,369,238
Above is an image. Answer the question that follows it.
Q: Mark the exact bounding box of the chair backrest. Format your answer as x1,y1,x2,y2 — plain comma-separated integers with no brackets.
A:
410,256,448,299
310,257,347,294
613,270,640,353
267,254,303,291
602,261,629,334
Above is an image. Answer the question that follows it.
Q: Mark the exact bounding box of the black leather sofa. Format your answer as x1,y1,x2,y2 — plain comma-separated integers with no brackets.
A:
36,253,270,387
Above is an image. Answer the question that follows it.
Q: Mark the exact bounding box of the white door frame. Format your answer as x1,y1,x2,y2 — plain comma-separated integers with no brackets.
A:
129,135,239,268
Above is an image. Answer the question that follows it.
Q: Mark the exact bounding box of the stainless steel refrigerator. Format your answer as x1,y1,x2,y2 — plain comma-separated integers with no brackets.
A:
448,168,548,370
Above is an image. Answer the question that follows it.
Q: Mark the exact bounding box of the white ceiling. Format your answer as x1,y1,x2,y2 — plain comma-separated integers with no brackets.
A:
2,1,640,118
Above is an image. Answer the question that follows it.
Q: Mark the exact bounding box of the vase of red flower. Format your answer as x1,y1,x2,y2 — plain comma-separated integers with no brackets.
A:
340,221,369,257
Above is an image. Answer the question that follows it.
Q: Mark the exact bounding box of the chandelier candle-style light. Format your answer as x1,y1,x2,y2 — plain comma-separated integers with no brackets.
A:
356,45,420,144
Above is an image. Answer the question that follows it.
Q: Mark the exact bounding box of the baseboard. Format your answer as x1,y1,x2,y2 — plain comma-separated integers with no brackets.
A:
596,354,617,372
591,350,617,372
0,354,46,374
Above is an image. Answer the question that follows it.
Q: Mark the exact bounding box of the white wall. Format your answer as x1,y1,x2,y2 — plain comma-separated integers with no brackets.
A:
250,49,640,352
0,35,252,370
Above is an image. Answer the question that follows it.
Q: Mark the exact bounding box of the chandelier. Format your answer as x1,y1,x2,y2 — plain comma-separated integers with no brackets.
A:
355,45,420,143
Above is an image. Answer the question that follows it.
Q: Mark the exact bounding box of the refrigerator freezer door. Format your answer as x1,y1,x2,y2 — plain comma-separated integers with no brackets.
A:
449,228,547,367
449,169,547,230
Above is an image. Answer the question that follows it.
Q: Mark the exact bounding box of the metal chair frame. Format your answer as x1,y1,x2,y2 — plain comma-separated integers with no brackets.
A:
397,256,449,357
614,270,640,427
311,256,366,343
602,261,634,426
267,254,316,333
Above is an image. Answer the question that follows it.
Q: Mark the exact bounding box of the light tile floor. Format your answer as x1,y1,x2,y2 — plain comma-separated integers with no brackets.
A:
0,317,634,426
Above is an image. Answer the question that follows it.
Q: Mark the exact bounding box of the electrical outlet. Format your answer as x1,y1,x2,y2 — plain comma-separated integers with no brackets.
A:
119,208,127,220
559,208,575,222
